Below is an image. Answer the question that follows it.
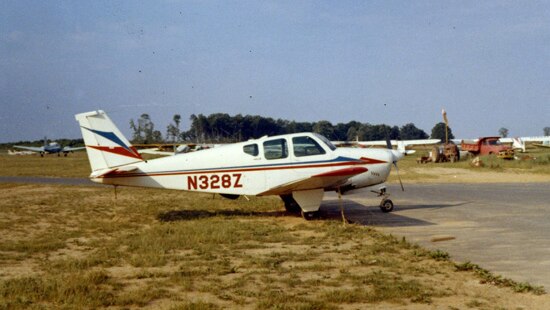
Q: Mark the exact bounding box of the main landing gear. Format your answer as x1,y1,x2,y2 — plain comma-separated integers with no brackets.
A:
280,194,319,220
371,187,394,213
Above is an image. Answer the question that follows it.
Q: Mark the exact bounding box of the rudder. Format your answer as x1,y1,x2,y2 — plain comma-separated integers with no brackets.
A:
75,110,143,172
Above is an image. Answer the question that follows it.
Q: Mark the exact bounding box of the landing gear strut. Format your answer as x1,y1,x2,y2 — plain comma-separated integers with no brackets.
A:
371,187,394,213
280,194,301,214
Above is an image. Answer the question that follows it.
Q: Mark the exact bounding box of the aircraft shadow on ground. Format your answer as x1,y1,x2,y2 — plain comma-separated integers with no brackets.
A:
319,199,469,227
157,209,287,222
157,199,468,226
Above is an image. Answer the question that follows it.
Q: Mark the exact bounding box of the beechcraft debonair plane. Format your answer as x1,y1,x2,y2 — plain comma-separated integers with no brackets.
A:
75,110,405,219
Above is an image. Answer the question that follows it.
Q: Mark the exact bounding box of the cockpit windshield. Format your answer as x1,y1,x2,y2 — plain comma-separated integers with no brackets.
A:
313,133,336,151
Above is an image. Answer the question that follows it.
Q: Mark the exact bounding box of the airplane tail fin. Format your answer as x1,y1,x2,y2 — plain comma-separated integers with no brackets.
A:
512,138,526,153
75,110,143,173
396,141,416,155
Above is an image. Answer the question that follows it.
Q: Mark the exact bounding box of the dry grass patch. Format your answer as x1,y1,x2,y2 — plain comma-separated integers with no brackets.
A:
0,184,549,309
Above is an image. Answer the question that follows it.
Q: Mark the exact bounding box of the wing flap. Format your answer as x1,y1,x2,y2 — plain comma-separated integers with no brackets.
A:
258,167,367,196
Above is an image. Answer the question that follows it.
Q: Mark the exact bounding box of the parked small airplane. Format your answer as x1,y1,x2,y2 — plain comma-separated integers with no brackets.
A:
333,139,440,155
75,110,406,218
533,139,550,148
13,138,85,157
7,149,35,155
137,143,213,156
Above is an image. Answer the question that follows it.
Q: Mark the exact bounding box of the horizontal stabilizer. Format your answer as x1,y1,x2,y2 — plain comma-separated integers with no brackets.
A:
90,166,139,178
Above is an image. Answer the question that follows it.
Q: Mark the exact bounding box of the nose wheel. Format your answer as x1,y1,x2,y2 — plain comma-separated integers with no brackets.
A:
379,199,394,213
371,187,395,213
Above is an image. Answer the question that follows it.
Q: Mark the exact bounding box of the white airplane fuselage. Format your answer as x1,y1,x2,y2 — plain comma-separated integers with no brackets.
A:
91,134,394,196
76,110,403,216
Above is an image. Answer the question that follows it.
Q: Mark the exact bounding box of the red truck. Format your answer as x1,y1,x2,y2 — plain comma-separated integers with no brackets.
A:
461,137,514,159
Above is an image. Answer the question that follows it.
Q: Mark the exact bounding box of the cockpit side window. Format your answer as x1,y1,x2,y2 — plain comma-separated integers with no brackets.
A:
243,144,258,156
313,133,337,151
263,139,288,160
293,136,326,157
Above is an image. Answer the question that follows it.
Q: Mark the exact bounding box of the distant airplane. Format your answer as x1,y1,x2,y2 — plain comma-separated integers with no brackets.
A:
75,110,406,218
333,139,441,155
137,143,215,156
7,149,35,155
533,139,550,148
13,138,85,157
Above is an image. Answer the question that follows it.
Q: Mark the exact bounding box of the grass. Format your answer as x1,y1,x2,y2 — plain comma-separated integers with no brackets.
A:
455,261,546,295
0,183,547,309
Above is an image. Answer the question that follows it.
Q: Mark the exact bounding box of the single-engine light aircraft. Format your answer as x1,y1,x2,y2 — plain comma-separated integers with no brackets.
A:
13,138,85,157
75,110,405,218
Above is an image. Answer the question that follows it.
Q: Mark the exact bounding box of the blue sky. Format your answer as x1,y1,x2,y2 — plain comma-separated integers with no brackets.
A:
1,1,549,143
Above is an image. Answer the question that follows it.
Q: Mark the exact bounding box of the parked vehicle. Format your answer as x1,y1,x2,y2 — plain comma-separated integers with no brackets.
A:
461,137,514,159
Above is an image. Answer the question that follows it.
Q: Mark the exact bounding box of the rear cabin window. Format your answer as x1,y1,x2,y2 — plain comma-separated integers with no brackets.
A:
243,144,259,156
263,139,288,160
293,136,326,157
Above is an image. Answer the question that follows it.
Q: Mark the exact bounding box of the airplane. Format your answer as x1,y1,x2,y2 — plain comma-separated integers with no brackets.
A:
332,139,441,155
137,143,214,156
7,149,35,155
75,110,406,219
13,138,85,157
533,139,550,148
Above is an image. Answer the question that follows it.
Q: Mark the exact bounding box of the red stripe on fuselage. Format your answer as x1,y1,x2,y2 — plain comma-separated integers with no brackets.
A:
98,157,387,179
313,167,368,177
359,157,387,164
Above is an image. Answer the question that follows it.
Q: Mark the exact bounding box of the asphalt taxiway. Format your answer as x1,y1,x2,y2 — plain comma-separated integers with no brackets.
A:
324,183,550,289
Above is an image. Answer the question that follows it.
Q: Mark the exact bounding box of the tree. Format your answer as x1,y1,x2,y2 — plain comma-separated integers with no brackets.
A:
129,113,161,143
431,122,454,141
544,127,550,136
498,127,509,138
400,123,429,140
312,120,334,139
166,114,181,142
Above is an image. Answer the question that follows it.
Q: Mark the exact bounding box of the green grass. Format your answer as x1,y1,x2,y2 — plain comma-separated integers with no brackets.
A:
455,261,546,295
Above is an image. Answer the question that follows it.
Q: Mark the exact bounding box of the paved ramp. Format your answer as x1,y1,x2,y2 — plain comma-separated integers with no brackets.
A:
324,183,550,289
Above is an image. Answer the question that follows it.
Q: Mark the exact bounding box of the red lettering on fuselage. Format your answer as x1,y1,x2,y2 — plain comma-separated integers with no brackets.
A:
187,173,243,191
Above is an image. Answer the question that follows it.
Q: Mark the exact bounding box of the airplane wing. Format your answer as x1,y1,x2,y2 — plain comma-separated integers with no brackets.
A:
355,139,440,147
62,146,86,152
258,167,368,196
137,148,175,156
13,145,44,152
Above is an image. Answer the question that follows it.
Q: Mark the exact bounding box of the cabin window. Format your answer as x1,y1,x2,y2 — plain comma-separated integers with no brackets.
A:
243,144,259,156
314,133,337,151
293,136,326,157
263,139,288,160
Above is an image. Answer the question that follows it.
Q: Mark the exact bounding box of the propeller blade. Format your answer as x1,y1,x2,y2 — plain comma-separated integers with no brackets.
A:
385,138,392,150
393,162,405,191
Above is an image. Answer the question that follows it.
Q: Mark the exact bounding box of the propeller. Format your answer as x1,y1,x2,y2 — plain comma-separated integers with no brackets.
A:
386,137,405,191
393,160,405,191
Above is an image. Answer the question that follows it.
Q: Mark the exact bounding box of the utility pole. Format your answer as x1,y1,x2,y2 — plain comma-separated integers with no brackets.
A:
442,109,449,144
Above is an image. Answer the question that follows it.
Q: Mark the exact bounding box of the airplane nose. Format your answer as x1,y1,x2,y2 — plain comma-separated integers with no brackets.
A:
391,149,404,163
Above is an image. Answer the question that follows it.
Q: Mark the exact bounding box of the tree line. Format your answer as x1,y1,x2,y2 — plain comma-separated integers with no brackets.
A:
128,113,455,144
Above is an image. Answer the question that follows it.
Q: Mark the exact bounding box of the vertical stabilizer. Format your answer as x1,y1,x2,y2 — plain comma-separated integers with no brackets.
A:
75,110,143,172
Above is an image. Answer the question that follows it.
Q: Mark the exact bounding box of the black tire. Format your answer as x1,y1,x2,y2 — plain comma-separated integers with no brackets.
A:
220,194,240,200
280,195,301,214
380,199,394,213
301,210,318,220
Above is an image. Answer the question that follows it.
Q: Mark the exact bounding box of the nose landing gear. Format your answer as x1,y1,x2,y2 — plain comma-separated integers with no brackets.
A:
371,187,394,213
